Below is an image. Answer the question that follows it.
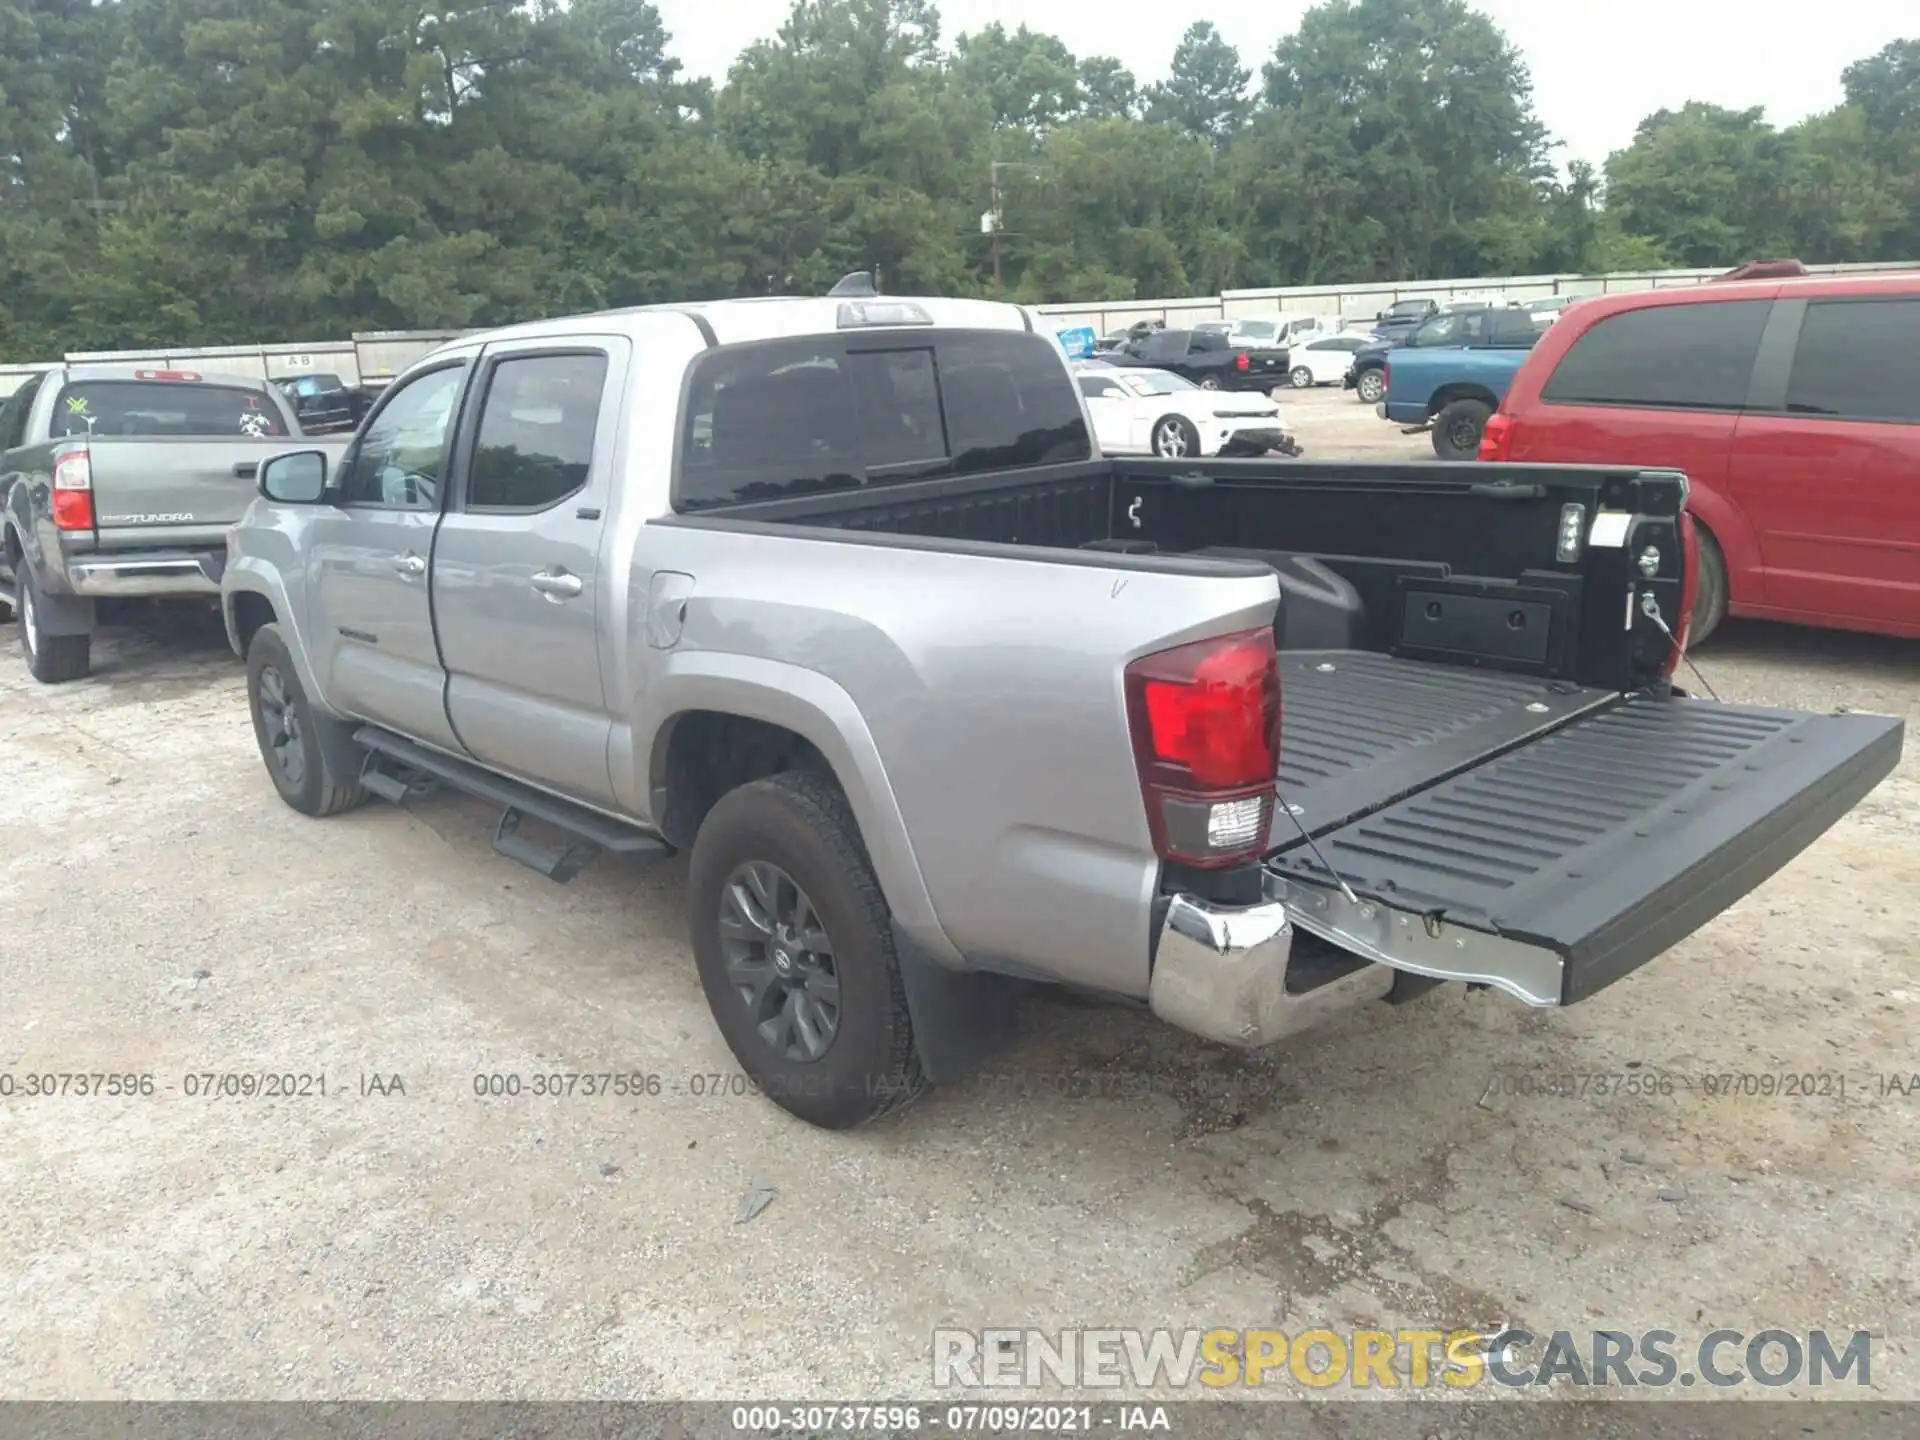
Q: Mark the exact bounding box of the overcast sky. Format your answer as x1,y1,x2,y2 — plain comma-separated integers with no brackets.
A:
652,0,1914,169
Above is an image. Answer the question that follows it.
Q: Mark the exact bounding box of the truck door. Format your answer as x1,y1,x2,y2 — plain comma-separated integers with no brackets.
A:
304,359,468,750
430,338,624,809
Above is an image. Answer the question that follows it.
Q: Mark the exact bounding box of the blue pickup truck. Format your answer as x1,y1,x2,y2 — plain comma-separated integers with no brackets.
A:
1376,305,1541,459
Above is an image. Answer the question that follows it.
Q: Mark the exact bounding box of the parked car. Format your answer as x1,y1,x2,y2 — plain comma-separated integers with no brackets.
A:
1524,295,1582,329
1344,304,1506,403
1104,327,1291,391
1287,332,1371,388
1074,365,1297,457
272,372,372,434
0,365,351,681
1369,296,1441,340
220,283,1900,1131
1480,269,1920,645
1377,306,1544,459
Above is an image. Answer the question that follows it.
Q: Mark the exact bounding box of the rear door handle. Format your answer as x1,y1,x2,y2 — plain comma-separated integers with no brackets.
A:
390,551,426,578
530,569,584,600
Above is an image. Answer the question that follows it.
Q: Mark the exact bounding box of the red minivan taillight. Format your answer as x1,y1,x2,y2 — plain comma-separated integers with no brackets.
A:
1478,412,1515,461
1125,629,1281,868
52,450,95,531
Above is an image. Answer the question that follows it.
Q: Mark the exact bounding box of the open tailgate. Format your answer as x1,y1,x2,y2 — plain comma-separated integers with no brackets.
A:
1266,695,1902,1006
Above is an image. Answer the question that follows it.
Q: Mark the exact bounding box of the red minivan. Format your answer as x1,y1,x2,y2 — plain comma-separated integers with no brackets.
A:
1481,272,1920,644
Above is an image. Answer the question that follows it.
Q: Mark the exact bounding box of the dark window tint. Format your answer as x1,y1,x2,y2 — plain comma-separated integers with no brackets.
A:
339,365,464,509
1188,331,1228,352
50,381,288,439
1785,299,1920,424
1543,299,1770,410
1490,309,1543,346
1141,332,1186,361
1,375,44,450
676,330,1089,509
935,331,1090,475
468,353,608,511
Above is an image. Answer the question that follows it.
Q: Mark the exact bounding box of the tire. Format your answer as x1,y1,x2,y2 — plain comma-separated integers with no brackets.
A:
1689,523,1729,647
1151,415,1201,458
688,771,925,1130
1197,374,1221,390
1356,368,1386,404
1432,398,1492,461
17,567,91,683
1289,366,1314,389
245,622,367,817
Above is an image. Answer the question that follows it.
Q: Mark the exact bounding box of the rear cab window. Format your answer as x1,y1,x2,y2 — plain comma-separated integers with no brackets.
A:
675,329,1091,511
1542,299,1771,410
51,380,289,439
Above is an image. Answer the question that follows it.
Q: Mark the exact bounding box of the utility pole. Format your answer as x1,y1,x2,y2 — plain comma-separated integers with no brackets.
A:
984,161,1045,301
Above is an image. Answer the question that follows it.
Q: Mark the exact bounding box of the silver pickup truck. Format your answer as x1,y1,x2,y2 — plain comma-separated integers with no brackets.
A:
221,286,1903,1130
0,364,349,681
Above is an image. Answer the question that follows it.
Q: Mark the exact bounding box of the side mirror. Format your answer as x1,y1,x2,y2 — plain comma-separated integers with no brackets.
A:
259,450,329,504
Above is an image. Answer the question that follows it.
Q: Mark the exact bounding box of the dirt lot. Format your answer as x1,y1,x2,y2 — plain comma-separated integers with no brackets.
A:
3,388,1917,1410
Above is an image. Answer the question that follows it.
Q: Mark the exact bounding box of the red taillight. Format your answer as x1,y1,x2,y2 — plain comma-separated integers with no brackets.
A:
133,369,202,382
1478,412,1515,461
1125,629,1281,868
52,451,94,531
1235,353,1250,371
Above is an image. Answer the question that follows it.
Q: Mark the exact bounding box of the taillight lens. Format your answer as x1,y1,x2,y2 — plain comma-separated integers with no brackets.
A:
52,451,95,532
1235,352,1250,371
1479,412,1515,461
1125,629,1281,868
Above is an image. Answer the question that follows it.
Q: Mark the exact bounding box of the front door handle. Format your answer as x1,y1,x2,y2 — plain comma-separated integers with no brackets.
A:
530,569,584,600
390,551,426,578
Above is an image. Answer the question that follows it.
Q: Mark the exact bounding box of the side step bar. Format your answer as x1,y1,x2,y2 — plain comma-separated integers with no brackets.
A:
353,726,669,883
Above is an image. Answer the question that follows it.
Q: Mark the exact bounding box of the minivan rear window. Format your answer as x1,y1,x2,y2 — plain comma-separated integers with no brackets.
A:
52,381,288,439
675,329,1090,510
1541,299,1771,411
1785,298,1920,424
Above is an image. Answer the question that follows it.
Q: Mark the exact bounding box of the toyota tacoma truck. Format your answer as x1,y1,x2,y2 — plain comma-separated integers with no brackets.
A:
1,364,351,681
219,283,1903,1130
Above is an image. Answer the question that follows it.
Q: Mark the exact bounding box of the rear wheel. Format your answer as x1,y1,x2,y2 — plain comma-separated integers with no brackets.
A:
1289,366,1314,389
1197,375,1221,391
1432,398,1492,461
17,567,91,683
1151,416,1200,458
1689,524,1729,647
1356,368,1385,404
689,771,925,1129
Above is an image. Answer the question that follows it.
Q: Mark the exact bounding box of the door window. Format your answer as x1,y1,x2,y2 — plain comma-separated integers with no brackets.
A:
467,353,609,511
1542,299,1770,411
339,366,465,509
0,374,43,451
1785,299,1920,424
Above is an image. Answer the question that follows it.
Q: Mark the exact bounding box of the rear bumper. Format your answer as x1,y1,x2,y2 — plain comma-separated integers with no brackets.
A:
66,550,225,598
1149,890,1393,1047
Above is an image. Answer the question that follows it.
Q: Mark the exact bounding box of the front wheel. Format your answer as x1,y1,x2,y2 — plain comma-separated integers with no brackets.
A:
246,623,368,817
1356,369,1386,404
1289,366,1314,389
1151,415,1200,458
1432,398,1492,461
1689,524,1730,647
688,771,925,1129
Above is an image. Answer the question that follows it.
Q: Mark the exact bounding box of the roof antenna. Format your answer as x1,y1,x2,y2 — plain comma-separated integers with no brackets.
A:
828,271,877,297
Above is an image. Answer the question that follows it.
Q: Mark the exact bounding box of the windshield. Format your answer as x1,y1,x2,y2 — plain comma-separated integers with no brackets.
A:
1235,321,1278,341
1119,370,1197,397
1389,300,1432,317
1409,314,1468,347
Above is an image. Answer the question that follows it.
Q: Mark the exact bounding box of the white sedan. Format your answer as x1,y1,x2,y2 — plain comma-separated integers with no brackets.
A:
1283,331,1372,387
1075,366,1293,458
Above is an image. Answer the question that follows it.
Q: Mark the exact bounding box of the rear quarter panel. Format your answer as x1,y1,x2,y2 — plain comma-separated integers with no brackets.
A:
628,521,1281,997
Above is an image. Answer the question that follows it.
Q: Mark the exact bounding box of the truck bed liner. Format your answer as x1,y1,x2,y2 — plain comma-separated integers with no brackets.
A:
1274,650,1614,837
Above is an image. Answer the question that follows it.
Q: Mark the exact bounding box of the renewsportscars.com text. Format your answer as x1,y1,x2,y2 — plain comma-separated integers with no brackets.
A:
932,1326,1873,1390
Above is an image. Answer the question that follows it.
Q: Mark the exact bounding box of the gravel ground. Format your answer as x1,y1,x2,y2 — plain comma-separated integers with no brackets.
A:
2,390,1916,1413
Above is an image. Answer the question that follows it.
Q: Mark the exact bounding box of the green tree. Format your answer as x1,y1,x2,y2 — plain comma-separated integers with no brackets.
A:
1076,57,1139,121
1145,22,1250,144
1603,103,1790,267
953,22,1080,130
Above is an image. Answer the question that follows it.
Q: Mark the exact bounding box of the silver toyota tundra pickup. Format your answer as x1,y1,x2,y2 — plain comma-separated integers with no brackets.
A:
1,364,351,681
220,282,1903,1129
